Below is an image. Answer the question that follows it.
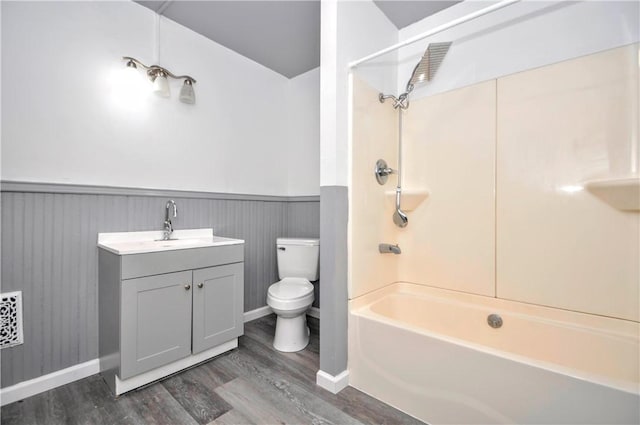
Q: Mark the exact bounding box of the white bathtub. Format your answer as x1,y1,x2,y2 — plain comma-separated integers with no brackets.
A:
349,283,640,424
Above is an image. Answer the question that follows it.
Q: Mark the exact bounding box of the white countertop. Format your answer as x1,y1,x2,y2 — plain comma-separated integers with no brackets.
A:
98,228,244,255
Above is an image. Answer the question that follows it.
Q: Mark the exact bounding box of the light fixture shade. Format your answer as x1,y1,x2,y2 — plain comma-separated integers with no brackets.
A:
152,71,170,97
179,80,196,104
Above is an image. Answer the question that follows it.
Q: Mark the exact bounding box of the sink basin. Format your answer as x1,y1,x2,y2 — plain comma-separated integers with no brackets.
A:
98,228,244,255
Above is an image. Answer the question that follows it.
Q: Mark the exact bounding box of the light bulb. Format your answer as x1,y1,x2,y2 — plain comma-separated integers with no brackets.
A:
121,60,144,88
179,79,195,104
108,60,148,109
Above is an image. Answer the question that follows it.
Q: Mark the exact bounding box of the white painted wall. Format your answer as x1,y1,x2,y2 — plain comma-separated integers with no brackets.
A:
287,67,320,196
396,1,640,99
1,1,320,197
320,0,398,188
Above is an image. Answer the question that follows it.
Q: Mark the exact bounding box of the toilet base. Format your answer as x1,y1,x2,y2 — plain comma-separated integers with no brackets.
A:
273,313,310,352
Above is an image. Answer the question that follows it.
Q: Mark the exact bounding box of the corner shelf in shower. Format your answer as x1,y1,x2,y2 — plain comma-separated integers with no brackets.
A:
385,189,430,211
584,177,640,211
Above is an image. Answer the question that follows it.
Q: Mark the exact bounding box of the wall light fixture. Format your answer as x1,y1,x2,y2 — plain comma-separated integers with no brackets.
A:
122,56,196,104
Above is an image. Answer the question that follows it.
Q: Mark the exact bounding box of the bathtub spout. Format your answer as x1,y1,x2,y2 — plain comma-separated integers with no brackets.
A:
379,243,401,254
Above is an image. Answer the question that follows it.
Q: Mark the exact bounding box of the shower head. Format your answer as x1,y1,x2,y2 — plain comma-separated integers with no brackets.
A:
393,208,408,228
393,189,408,228
405,42,452,93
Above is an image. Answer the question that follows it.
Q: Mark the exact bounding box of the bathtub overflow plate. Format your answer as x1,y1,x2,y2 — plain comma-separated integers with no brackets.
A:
487,314,503,329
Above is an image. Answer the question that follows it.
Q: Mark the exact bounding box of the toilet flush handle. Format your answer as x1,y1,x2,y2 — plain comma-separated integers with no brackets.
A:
278,247,286,251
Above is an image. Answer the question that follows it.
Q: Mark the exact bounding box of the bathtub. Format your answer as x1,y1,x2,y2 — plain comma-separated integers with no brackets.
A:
349,283,640,424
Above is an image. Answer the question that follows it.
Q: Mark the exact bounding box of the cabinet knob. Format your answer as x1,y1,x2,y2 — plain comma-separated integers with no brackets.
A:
184,284,191,290
198,283,204,289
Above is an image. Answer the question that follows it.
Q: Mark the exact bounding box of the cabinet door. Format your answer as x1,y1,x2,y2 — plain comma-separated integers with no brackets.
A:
192,263,244,354
120,270,192,379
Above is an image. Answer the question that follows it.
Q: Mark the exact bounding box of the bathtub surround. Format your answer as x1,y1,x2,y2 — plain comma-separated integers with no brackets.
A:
402,79,497,297
496,45,639,320
352,43,640,320
402,44,637,321
349,77,399,299
318,0,639,399
0,183,319,389
347,4,639,421
349,41,639,424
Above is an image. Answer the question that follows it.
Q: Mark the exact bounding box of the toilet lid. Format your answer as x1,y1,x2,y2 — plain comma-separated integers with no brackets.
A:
268,277,313,300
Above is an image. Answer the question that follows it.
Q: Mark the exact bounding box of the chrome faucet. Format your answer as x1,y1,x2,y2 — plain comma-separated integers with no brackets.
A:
379,243,401,254
163,200,178,240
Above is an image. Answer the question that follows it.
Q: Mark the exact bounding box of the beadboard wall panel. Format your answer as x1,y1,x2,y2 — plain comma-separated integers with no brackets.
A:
286,201,321,237
0,190,319,388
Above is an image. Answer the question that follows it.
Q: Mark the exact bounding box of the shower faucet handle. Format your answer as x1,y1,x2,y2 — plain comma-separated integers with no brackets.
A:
375,159,396,185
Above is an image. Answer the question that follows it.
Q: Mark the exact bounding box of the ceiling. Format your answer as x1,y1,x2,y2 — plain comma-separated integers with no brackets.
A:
374,1,462,29
136,1,460,79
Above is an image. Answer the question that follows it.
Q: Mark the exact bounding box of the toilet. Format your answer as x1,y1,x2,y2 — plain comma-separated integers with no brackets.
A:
267,237,319,352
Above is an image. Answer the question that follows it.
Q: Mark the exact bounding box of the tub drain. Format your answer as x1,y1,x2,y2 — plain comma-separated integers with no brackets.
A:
487,314,503,329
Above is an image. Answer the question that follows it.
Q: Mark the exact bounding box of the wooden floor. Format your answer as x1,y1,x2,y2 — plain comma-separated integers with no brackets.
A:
1,315,423,425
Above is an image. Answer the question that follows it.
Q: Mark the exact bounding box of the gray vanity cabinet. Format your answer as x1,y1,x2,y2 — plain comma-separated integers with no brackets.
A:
98,242,244,395
192,263,244,354
120,270,193,379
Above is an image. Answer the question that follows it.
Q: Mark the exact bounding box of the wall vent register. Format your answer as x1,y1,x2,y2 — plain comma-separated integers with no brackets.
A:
0,291,24,349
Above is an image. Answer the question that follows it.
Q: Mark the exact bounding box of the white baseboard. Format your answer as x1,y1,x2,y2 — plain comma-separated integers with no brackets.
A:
243,305,321,322
307,307,320,319
243,305,273,322
316,369,349,394
0,359,100,406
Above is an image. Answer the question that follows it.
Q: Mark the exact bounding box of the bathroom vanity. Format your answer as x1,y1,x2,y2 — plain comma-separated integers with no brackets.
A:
97,229,244,395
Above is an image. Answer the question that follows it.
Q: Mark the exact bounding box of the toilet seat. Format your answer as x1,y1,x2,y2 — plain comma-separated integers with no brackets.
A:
267,278,314,312
268,277,313,300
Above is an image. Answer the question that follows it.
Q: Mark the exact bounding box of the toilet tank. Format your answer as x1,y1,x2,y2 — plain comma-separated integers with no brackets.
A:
276,238,320,281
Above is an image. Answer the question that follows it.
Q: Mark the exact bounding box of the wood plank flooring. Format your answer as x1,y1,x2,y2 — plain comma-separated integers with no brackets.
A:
1,315,424,425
